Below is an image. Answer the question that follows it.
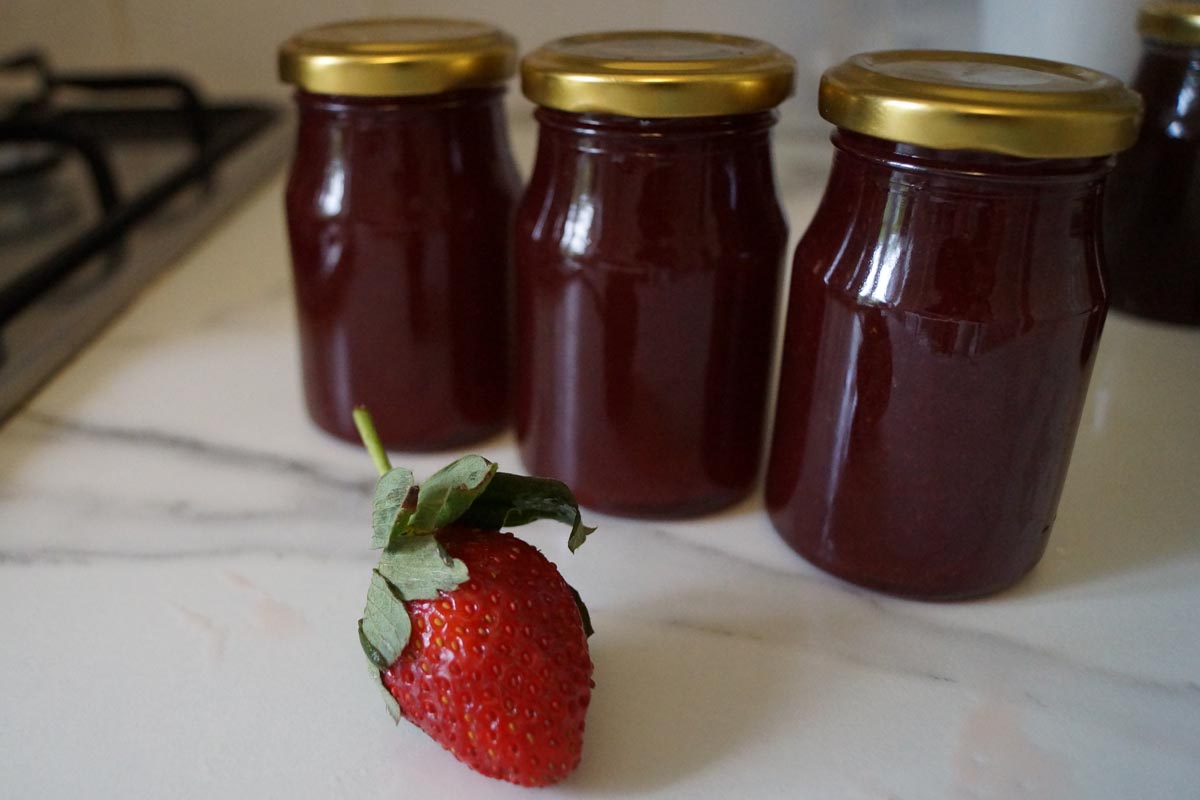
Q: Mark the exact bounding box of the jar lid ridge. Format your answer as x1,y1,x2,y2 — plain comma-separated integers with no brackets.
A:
521,31,795,118
278,18,516,97
819,50,1143,158
1139,2,1200,46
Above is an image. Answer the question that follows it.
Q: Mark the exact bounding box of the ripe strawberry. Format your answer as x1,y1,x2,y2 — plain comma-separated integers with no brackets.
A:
352,409,596,788
382,526,593,786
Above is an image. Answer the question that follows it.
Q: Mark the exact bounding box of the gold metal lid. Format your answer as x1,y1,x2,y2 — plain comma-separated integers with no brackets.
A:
1138,2,1200,46
278,18,516,97
520,31,795,118
819,50,1143,158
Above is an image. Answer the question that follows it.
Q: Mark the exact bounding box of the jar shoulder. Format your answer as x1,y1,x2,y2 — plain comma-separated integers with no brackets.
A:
287,114,520,224
518,138,787,262
790,165,1107,321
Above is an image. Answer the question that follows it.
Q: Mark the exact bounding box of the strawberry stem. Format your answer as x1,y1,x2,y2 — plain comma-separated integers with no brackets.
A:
353,407,392,476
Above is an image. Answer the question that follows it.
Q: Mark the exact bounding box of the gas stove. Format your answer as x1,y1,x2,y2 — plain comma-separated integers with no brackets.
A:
0,50,290,421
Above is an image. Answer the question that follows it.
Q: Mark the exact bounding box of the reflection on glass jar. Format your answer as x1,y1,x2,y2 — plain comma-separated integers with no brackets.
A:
515,32,794,518
279,19,520,449
767,51,1142,599
1104,1,1200,325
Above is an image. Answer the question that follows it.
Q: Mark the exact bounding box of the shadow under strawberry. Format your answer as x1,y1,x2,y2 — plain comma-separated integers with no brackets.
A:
570,616,786,793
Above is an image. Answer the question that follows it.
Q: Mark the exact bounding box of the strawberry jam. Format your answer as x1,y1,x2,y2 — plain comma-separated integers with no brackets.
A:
514,109,788,517
280,21,520,449
1104,21,1200,324
766,52,1141,599
285,90,519,449
514,32,794,518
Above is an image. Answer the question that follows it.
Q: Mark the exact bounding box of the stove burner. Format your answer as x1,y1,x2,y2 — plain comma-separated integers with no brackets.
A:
1,52,63,182
0,166,83,243
0,47,286,421
0,141,62,181
0,121,119,211
0,49,238,325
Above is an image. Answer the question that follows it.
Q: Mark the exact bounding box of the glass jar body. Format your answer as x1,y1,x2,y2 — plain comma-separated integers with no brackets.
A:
284,89,520,449
515,109,788,517
1104,40,1200,325
766,131,1111,599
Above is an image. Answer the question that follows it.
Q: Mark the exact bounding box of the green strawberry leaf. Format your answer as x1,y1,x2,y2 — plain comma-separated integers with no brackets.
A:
361,570,411,668
405,456,498,536
360,539,468,673
358,619,389,671
372,456,499,549
354,407,592,550
458,471,596,552
371,468,418,549
364,658,402,724
375,535,469,601
359,537,469,722
568,584,594,638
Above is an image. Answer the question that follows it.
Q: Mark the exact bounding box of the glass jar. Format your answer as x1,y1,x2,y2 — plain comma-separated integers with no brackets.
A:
1104,1,1200,325
278,19,520,449
515,32,794,518
766,51,1142,599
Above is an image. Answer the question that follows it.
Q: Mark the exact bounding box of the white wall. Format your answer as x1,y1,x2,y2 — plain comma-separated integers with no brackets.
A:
1,0,986,128
980,0,1142,81
0,1,1141,128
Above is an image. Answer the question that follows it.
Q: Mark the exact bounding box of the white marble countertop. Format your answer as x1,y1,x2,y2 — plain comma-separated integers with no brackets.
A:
2,123,1198,799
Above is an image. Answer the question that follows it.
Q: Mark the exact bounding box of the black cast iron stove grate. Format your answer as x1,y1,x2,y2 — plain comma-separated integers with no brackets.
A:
0,50,290,421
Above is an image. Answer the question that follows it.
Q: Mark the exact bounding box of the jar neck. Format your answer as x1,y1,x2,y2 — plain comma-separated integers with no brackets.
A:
295,86,507,115
1140,37,1200,62
816,130,1109,318
831,129,1115,186
534,106,777,148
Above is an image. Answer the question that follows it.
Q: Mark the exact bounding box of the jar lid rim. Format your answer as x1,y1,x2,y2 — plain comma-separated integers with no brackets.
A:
819,50,1143,158
1139,2,1200,46
521,31,795,118
278,18,516,97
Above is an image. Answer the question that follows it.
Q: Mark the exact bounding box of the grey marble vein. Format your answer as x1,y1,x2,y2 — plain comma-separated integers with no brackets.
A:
633,525,1200,755
20,411,368,494
0,545,378,565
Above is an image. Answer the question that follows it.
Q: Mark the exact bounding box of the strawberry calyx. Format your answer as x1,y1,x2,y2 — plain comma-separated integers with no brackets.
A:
351,408,596,723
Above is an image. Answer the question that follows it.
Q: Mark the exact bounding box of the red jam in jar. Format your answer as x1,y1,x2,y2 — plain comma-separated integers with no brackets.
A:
766,51,1142,599
279,20,520,449
515,32,795,517
1104,2,1200,325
